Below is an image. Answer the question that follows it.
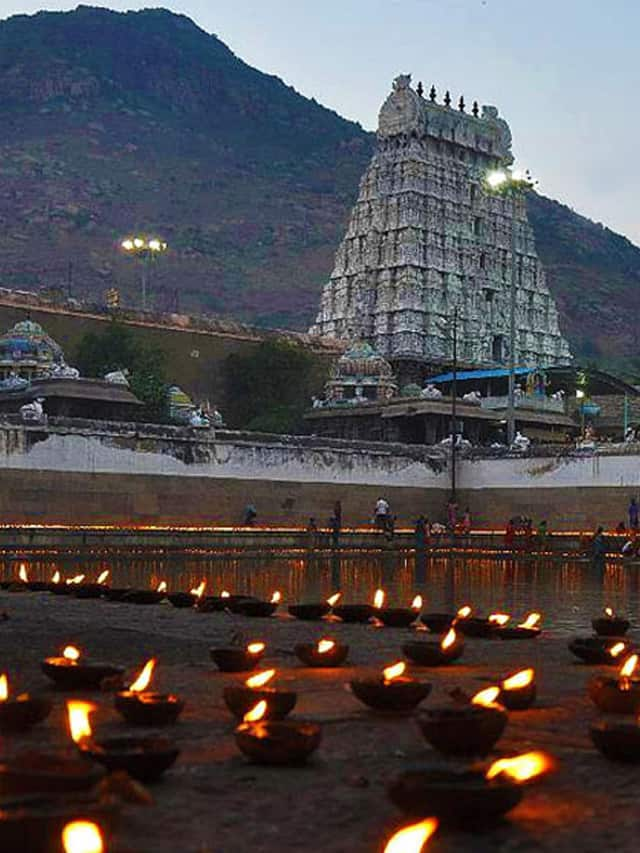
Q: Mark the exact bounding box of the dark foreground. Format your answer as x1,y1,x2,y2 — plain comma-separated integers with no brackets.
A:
0,590,638,852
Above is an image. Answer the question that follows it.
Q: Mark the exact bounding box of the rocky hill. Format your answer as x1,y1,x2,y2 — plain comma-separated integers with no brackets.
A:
1,5,639,364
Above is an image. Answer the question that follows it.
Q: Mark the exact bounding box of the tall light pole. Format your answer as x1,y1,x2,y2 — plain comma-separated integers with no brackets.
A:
484,169,534,445
121,236,168,310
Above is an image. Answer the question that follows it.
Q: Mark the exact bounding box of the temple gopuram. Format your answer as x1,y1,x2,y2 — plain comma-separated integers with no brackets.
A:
309,75,571,383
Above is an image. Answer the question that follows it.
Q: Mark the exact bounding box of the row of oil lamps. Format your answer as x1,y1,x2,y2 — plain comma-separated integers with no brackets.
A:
0,635,549,853
4,564,545,638
1,568,637,853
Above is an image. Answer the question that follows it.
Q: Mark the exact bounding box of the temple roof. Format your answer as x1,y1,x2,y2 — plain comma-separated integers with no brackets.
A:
0,319,64,366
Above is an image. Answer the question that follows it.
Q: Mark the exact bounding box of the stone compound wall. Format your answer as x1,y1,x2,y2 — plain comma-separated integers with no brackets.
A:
0,419,447,526
0,418,638,529
310,75,571,368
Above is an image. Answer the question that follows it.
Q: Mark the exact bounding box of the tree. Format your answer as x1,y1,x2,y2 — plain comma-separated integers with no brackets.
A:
223,338,323,433
74,322,169,423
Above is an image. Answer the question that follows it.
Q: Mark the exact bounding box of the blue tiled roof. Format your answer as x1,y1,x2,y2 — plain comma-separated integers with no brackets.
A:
426,367,538,383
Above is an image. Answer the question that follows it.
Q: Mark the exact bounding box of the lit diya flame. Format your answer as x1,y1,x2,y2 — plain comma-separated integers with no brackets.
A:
411,595,423,611
270,590,281,604
489,613,511,627
66,574,85,586
604,606,614,618
383,818,438,853
18,564,28,583
66,700,96,743
51,570,61,585
243,699,267,723
247,642,266,655
129,658,156,693
221,590,231,598
383,661,406,684
440,628,457,651
327,592,342,607
190,580,206,599
157,581,167,593
471,686,502,707
96,570,109,585
63,645,81,662
518,612,541,630
0,673,8,702
456,605,472,619
610,642,627,658
62,820,104,853
502,668,534,691
485,751,554,783
374,588,386,609
618,653,639,688
317,639,336,654
245,669,276,689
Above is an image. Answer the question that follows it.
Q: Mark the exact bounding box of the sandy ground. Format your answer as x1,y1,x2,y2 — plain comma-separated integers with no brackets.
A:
0,589,638,853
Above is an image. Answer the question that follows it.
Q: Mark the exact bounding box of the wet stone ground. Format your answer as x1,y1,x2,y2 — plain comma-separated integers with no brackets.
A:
0,590,639,852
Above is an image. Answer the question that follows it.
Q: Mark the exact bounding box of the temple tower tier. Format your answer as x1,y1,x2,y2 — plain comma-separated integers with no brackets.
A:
309,74,572,372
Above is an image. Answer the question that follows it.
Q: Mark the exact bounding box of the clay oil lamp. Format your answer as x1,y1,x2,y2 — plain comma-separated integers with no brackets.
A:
592,606,630,637
73,570,110,600
417,686,507,756
234,699,322,766
41,645,125,691
420,611,455,634
47,569,62,593
589,653,640,714
114,658,184,726
69,700,179,783
377,592,423,629
496,611,542,640
223,668,297,720
0,751,105,795
499,667,536,710
169,579,205,609
0,798,115,853
295,637,349,668
0,672,53,733
62,821,106,853
389,752,554,827
210,640,266,672
288,591,341,621
453,605,495,639
198,588,233,612
236,590,282,618
569,636,630,665
383,819,438,853
350,661,431,713
403,627,464,667
332,588,377,624
123,579,168,605
590,706,640,763
52,574,86,597
8,563,30,592
19,563,48,592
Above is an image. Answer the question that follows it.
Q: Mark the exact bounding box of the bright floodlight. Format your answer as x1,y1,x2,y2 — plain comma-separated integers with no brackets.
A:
148,239,167,252
486,169,508,189
133,237,145,249
121,239,134,251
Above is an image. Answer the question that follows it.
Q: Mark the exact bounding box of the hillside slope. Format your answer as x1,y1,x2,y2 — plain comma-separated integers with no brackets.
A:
1,5,639,362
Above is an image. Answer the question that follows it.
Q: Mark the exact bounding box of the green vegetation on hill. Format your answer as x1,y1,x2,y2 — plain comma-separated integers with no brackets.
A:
0,6,639,367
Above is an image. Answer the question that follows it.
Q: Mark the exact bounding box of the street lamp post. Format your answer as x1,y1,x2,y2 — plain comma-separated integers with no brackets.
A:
121,236,168,310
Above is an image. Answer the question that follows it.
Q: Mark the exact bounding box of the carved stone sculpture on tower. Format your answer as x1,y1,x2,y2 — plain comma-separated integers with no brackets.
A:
309,75,571,371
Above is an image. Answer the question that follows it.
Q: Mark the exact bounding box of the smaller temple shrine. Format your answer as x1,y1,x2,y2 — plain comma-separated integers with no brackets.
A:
322,341,398,405
0,318,143,422
0,319,65,380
